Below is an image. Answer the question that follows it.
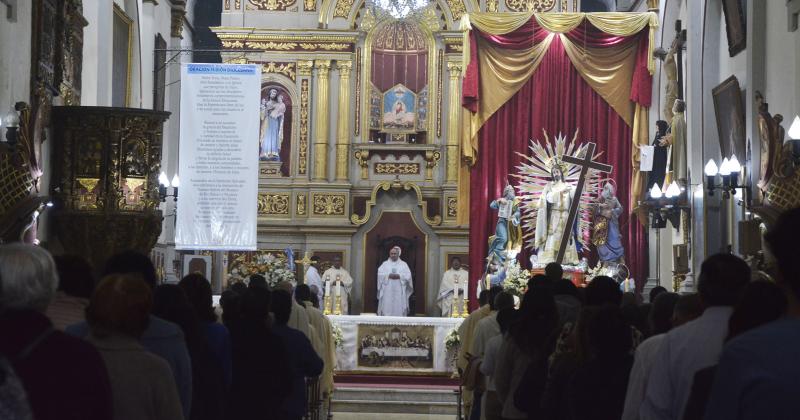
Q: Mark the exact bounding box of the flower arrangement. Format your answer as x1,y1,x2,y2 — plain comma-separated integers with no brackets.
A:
503,259,531,298
444,328,460,351
228,252,295,288
332,324,344,349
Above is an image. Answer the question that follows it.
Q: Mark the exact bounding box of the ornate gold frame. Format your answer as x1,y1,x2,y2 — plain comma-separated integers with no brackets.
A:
258,73,300,177
359,17,438,143
351,181,442,226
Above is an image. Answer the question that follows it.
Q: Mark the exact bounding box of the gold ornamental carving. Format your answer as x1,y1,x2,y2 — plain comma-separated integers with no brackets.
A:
260,165,280,175
297,60,314,76
312,193,346,216
506,0,555,12
354,49,362,136
487,0,499,12
300,43,350,51
447,197,458,218
304,0,316,11
171,8,186,39
234,41,296,50
436,49,443,138
446,0,467,20
333,0,354,18
50,107,168,270
225,0,231,9
424,150,442,181
375,163,420,175
260,62,296,81
297,194,307,215
299,79,310,174
257,193,290,215
247,0,297,10
354,149,370,179
351,181,441,226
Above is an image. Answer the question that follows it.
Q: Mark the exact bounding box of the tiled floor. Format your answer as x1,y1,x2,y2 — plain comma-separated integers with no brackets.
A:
332,414,453,420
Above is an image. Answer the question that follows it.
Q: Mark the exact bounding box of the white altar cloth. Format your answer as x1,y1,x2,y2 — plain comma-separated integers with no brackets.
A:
328,315,463,374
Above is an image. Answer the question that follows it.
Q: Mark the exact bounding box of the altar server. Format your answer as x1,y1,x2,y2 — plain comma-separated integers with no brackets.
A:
377,246,414,317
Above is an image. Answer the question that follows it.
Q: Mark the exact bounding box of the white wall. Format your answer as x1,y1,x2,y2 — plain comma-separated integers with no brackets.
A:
0,2,32,113
764,0,800,125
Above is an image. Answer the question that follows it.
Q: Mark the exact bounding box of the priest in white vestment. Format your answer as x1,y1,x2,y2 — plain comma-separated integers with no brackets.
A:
321,256,354,315
437,257,468,317
305,256,323,306
377,246,414,316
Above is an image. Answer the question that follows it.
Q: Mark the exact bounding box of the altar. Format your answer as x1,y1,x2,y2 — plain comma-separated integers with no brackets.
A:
328,315,463,375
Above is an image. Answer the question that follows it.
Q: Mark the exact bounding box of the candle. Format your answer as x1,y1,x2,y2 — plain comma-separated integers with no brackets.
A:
336,279,342,297
325,279,331,297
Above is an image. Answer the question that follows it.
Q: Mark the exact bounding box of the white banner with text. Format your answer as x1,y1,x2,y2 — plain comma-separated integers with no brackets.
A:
176,63,260,250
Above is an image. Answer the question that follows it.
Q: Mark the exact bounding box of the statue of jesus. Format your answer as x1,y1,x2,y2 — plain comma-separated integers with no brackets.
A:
535,162,580,265
377,246,413,316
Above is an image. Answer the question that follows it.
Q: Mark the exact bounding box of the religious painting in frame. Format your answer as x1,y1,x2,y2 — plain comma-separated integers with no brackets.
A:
259,83,292,176
381,84,417,133
356,324,434,371
712,75,746,159
721,0,746,57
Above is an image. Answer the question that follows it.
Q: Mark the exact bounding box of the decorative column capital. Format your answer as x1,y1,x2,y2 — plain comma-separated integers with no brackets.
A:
297,60,314,76
337,60,353,77
170,8,186,39
447,61,463,78
315,59,332,77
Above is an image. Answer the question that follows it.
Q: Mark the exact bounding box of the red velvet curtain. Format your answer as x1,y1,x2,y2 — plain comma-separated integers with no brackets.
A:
466,21,649,306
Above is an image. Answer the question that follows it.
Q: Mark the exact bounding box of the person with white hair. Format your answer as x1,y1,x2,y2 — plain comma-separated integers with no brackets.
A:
377,246,413,317
0,244,113,420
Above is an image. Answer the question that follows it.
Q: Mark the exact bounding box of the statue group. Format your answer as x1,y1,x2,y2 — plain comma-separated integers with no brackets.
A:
483,132,625,284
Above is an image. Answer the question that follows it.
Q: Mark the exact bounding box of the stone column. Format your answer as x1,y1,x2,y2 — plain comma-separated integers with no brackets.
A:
446,61,463,184
335,60,353,181
313,60,332,181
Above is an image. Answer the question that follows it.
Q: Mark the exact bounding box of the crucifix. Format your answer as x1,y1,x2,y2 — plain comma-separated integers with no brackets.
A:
557,142,613,263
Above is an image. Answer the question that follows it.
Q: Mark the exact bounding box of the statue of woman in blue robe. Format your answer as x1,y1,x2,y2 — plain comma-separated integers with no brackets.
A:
592,182,625,264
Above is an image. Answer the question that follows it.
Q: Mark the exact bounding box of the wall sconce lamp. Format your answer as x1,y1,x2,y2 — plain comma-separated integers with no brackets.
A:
647,181,685,229
158,172,179,202
704,155,744,198
787,115,800,167
0,106,21,151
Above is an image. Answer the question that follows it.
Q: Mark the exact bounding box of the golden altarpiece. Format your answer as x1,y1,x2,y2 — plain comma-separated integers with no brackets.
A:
209,0,582,315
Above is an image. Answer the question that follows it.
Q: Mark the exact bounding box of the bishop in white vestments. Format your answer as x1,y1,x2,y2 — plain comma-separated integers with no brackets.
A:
321,256,354,314
437,257,468,317
377,246,414,316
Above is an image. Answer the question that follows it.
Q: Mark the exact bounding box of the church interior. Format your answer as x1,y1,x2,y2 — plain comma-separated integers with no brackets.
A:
2,0,800,419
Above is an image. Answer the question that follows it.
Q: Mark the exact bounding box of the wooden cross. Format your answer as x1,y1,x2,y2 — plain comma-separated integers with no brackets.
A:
557,142,613,263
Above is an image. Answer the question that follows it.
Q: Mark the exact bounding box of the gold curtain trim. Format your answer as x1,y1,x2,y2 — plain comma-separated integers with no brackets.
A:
631,103,650,220
463,12,658,74
462,33,555,165
559,33,639,126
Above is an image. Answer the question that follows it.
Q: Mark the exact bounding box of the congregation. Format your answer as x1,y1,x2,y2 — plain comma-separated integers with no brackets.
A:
2,207,800,420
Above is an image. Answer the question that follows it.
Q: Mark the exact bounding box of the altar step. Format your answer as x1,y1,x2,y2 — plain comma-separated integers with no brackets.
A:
332,386,460,416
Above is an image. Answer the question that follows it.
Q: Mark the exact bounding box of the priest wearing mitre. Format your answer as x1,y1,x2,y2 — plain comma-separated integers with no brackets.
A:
377,246,414,316
437,257,468,317
321,255,354,314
